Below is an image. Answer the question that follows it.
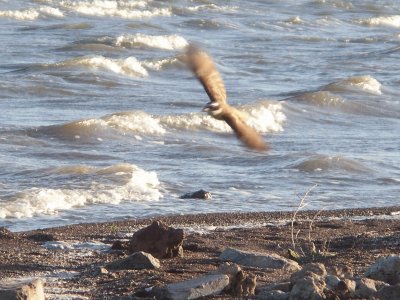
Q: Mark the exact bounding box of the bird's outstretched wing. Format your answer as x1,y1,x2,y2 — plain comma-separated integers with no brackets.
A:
185,44,227,104
223,110,269,151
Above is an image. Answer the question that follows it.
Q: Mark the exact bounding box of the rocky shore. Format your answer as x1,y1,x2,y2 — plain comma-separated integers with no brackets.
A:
0,206,399,299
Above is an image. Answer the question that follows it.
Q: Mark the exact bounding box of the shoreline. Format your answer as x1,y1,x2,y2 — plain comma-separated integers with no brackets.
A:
1,206,399,299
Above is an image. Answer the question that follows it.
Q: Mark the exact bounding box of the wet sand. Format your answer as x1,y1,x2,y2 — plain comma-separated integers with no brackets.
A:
1,206,399,299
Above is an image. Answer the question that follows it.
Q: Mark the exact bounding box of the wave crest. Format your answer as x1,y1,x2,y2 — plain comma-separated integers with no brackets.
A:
0,163,162,219
357,15,400,28
115,34,188,50
324,75,382,95
60,0,171,19
58,56,149,77
293,155,371,173
161,102,286,134
0,6,63,20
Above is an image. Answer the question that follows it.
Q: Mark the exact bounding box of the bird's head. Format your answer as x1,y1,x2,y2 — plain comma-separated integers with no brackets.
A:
203,101,223,118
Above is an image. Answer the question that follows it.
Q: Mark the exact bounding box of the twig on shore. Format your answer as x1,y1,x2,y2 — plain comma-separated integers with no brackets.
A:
290,184,318,252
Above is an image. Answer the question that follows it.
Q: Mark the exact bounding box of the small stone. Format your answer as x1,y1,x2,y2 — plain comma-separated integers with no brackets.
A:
229,270,256,297
332,265,353,279
165,274,230,300
290,263,327,285
325,275,341,290
219,248,300,271
354,277,378,298
106,251,160,270
0,279,45,300
365,255,400,284
93,266,109,276
212,262,241,277
290,273,326,300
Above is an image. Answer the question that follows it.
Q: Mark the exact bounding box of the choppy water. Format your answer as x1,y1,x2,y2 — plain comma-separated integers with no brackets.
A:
0,0,399,231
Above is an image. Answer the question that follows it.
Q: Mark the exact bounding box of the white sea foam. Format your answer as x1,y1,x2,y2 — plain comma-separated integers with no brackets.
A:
142,58,178,71
59,0,171,19
0,163,162,219
115,34,188,50
358,15,400,28
160,102,286,134
59,56,148,77
101,111,167,135
0,6,64,20
347,75,382,95
185,4,238,12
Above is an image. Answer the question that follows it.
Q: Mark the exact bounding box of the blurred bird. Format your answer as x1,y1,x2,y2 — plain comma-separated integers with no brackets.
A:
185,44,268,152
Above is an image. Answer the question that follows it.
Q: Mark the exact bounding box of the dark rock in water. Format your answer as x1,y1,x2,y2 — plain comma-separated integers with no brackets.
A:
180,189,212,200
129,221,184,259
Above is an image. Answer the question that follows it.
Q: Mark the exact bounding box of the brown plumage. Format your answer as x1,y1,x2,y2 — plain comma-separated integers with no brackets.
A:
185,44,268,152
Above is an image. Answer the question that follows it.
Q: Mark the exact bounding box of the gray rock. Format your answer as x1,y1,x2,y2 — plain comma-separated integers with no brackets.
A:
354,277,378,298
290,263,326,285
375,283,400,300
211,262,256,297
165,274,230,300
374,284,400,300
106,251,160,270
0,279,45,300
289,273,326,300
325,274,340,290
365,254,400,284
219,248,300,271
211,262,241,277
341,278,356,293
257,289,289,300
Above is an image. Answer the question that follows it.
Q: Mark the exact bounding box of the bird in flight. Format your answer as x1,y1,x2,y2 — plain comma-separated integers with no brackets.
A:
185,44,268,152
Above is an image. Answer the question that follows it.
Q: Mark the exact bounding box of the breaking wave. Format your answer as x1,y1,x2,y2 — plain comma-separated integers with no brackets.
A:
0,163,162,219
0,1,171,21
58,56,149,77
324,75,382,95
0,6,64,20
357,15,400,28
40,111,167,141
39,102,286,141
31,54,181,78
166,101,287,134
115,34,188,50
292,155,371,173
59,0,171,19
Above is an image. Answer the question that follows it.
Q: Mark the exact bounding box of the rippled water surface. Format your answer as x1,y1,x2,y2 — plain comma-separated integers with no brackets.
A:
0,0,399,231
